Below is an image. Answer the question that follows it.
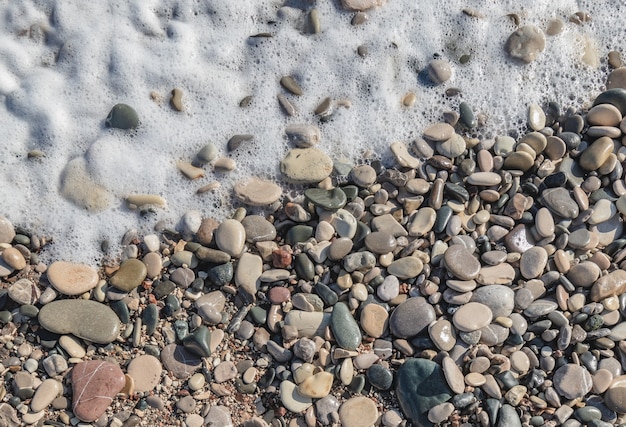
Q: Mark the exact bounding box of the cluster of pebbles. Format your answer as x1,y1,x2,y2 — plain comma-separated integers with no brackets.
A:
7,3,626,427
5,80,626,427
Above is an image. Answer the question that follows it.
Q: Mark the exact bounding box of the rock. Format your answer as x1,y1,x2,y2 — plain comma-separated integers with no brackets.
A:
242,216,276,243
105,103,139,129
0,217,15,243
215,219,246,257
390,297,435,338
366,364,393,390
60,157,113,211
204,406,234,427
47,261,99,295
30,379,62,412
161,344,202,379
280,148,333,184
127,355,162,392
182,326,212,357
234,177,282,206
284,311,331,338
429,319,456,352
605,375,626,413
386,256,423,279
360,303,388,338
298,371,334,398
331,303,362,350
109,259,147,292
338,396,379,427
505,25,546,63
470,285,515,318
396,358,452,425
553,364,593,399
519,246,548,279
340,0,386,11
580,136,614,171
8,278,40,305
214,361,238,383
72,360,126,422
38,300,120,344
235,253,262,302
279,380,312,413
285,124,321,147
591,270,626,302
453,302,493,332
428,59,452,85
444,245,480,280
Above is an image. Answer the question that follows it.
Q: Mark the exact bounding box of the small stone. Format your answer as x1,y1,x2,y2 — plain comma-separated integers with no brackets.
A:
47,261,99,295
390,297,435,338
520,246,548,279
453,302,493,332
214,361,237,383
428,59,452,85
72,360,125,422
553,364,593,399
338,396,379,427
298,371,334,398
8,278,40,305
366,364,393,390
340,0,386,12
160,344,202,379
110,259,147,292
215,219,246,257
38,300,120,344
360,303,389,338
105,103,138,129
0,217,15,243
444,245,480,280
281,148,333,184
528,104,546,130
127,355,162,392
280,380,312,413
30,379,61,412
505,25,546,63
331,303,362,350
234,177,282,206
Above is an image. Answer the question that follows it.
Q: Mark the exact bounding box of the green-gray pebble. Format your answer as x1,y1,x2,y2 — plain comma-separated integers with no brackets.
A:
459,102,477,128
330,302,361,350
182,325,212,357
110,258,147,292
111,300,130,324
295,253,315,281
286,225,313,246
304,188,347,210
105,103,139,129
38,300,120,344
143,304,158,335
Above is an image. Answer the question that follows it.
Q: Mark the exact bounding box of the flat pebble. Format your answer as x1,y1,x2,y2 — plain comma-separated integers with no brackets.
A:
234,177,282,206
338,396,379,427
452,302,493,332
127,355,162,392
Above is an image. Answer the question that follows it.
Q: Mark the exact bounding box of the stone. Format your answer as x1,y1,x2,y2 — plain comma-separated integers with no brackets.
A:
580,136,614,171
396,358,452,425
30,379,61,412
338,396,379,427
541,188,579,218
1,247,24,270
429,319,456,351
505,25,546,63
286,124,321,147
587,103,622,126
466,172,502,186
423,123,454,142
204,406,233,427
428,59,452,85
8,278,40,305
331,303,361,350
109,259,147,292
390,297,435,338
437,134,465,158
444,245,480,280
553,364,593,399
367,364,393,390
127,355,162,392
284,311,331,338
316,395,340,425
72,360,126,422
234,177,282,206
38,299,120,344
60,157,113,211
280,380,312,413
242,216,276,243
360,303,389,338
298,371,334,398
605,375,626,413
386,256,423,279
215,219,246,257
0,217,15,243
503,151,535,171
591,269,626,302
161,344,202,379
453,302,493,332
470,285,515,318
47,261,99,295
214,361,237,383
105,103,138,129
235,253,262,302
182,325,212,357
281,148,333,184
567,261,601,288
520,246,548,279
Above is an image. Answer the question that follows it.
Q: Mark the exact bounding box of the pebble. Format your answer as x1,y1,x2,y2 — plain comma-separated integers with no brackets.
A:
38,299,120,344
360,303,389,338
109,259,147,292
47,261,99,295
331,303,362,350
553,364,593,399
0,216,15,243
72,360,126,422
298,371,333,398
390,297,435,338
444,244,480,280
279,380,312,413
427,59,452,85
605,375,626,413
280,148,333,183
396,358,452,426
215,219,246,257
234,177,282,206
127,355,162,392
452,302,493,332
160,344,201,379
105,103,138,129
505,25,546,63
8,278,40,305
338,396,379,427
520,246,548,279
30,379,61,412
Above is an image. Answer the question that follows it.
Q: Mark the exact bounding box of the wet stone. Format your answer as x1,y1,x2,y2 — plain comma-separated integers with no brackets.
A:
390,297,435,338
38,300,120,344
331,303,361,350
453,302,493,332
110,259,147,292
553,364,593,399
505,25,546,63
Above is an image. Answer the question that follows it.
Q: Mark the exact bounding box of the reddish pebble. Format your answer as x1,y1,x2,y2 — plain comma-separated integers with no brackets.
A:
72,360,125,422
272,249,292,268
268,286,291,304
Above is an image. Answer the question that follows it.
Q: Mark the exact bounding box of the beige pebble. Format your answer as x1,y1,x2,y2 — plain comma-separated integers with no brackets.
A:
213,157,237,171
47,261,99,296
465,372,486,387
1,247,25,270
234,177,282,206
452,302,493,332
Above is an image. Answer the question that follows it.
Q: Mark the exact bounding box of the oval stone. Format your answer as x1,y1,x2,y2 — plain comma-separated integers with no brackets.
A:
47,261,99,296
215,219,246,257
452,302,493,332
444,245,480,280
109,259,147,292
387,257,423,279
519,246,548,279
234,177,281,206
38,300,120,344
330,303,361,350
579,136,614,171
390,297,435,338
280,148,333,184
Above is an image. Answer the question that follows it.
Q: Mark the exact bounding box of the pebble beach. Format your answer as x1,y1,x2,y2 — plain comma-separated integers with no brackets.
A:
4,1,626,427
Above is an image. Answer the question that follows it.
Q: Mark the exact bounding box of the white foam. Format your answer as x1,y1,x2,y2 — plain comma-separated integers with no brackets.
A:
0,0,622,264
